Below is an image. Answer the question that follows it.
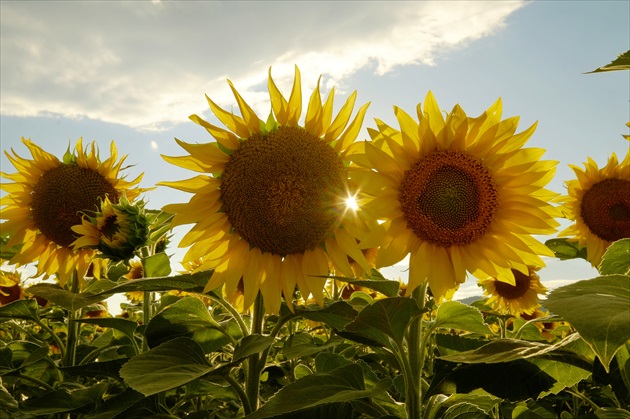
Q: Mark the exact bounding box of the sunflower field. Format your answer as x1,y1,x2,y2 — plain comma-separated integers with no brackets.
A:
0,55,629,419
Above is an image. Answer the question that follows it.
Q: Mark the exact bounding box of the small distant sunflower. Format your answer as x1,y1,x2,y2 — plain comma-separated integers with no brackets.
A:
558,151,630,266
480,267,547,316
1,138,144,285
159,66,371,313
0,269,22,305
123,258,145,303
353,92,560,301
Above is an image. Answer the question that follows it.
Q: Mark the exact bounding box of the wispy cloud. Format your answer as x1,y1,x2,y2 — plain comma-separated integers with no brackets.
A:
1,1,525,131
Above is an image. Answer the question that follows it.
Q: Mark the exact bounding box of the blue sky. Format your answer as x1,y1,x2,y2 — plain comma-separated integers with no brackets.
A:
1,0,629,299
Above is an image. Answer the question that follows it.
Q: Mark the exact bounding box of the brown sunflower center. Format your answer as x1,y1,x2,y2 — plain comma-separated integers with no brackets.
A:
220,126,346,256
399,150,498,247
493,269,531,300
31,165,119,247
580,178,630,242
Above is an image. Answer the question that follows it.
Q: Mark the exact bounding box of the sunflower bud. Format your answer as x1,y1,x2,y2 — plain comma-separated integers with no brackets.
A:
72,195,150,262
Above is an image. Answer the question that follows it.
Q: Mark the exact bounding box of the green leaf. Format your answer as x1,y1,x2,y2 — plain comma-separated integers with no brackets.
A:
82,388,145,419
233,334,274,362
545,238,587,260
0,299,40,321
329,274,400,297
119,337,214,396
428,359,557,402
342,297,425,347
89,271,213,299
528,357,592,397
296,301,358,330
443,402,488,419
439,333,584,364
599,239,630,275
60,359,126,381
145,296,233,352
432,301,492,335
586,50,630,73
244,364,391,419
142,252,171,277
20,383,108,415
77,317,138,342
545,275,630,372
282,333,345,360
314,352,351,373
595,408,630,419
26,283,102,311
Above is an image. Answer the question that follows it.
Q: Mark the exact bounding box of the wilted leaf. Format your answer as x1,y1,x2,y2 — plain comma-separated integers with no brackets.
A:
26,284,101,311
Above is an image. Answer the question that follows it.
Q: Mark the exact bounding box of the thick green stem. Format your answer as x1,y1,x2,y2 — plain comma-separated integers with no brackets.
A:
406,280,428,419
142,290,152,352
208,294,249,337
63,271,80,367
245,292,265,412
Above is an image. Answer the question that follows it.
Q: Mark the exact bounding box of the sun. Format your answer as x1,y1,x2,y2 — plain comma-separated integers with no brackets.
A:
0,138,144,285
351,91,560,301
159,66,371,313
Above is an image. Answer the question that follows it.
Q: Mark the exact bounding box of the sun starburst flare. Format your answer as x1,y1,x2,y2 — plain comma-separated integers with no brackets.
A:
350,92,560,301
159,66,371,313
558,151,630,266
0,138,144,285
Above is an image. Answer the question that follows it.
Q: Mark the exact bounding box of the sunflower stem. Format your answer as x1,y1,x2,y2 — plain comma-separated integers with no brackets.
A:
406,280,428,419
63,271,80,367
142,291,152,352
245,292,265,411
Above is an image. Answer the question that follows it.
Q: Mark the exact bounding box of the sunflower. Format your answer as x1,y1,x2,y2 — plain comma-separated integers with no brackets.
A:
558,151,630,266
479,266,547,316
71,195,150,262
159,66,371,314
351,92,560,301
0,138,144,285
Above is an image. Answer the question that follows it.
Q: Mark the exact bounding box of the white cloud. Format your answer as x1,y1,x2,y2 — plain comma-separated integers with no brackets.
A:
0,1,525,131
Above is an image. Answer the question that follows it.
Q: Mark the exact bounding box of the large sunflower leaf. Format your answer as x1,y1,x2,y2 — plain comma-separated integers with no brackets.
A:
145,296,238,352
544,275,630,372
26,284,102,311
431,301,492,335
428,359,556,402
0,298,40,321
439,333,584,364
244,364,391,419
19,382,109,415
233,334,274,362
88,271,214,300
119,337,214,396
282,333,345,360
295,301,358,330
599,239,630,275
341,297,425,347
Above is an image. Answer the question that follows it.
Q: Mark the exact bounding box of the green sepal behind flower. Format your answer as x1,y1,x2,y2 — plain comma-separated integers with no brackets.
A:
72,195,150,262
